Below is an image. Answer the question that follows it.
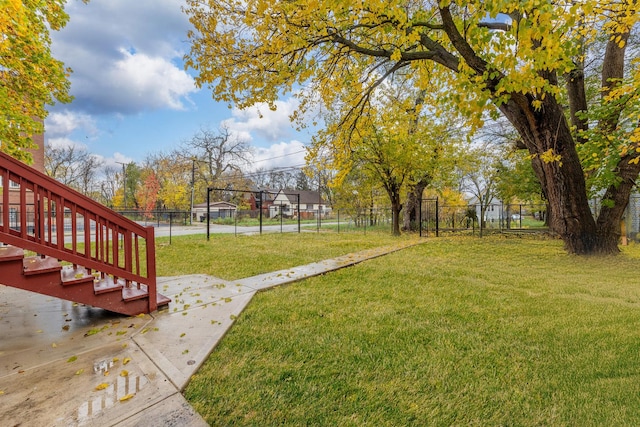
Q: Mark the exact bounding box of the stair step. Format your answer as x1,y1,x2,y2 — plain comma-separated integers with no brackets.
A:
23,256,62,276
94,276,125,295
61,266,95,286
1,245,169,314
123,285,148,302
157,292,171,307
0,245,24,262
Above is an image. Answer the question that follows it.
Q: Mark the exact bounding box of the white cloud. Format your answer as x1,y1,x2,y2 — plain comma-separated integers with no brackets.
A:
222,98,300,143
44,111,101,157
46,137,86,150
50,0,196,115
45,111,98,139
101,152,135,171
102,48,195,112
250,140,308,171
43,0,316,165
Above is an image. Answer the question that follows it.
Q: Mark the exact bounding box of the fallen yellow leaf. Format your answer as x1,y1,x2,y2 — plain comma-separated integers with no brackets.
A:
75,369,84,376
123,357,131,365
95,383,109,391
120,370,129,377
119,393,134,402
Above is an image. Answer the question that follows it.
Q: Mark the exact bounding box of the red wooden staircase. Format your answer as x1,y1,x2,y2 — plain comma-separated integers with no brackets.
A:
0,151,169,316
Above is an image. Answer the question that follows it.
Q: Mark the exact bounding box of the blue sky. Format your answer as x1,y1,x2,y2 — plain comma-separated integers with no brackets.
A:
46,0,311,171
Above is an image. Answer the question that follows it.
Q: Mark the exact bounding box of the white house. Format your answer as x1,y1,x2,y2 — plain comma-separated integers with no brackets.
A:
467,196,502,223
192,201,237,222
269,190,330,219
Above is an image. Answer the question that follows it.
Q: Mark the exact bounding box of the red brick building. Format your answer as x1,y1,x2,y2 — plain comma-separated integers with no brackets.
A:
2,132,45,227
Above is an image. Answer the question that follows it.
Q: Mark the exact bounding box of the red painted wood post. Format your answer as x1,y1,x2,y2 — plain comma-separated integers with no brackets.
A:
145,226,157,312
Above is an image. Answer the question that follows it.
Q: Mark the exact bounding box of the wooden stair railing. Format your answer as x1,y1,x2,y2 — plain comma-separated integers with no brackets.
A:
0,151,169,315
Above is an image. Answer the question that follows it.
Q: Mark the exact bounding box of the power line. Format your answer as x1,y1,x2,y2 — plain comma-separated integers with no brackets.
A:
250,149,307,164
241,164,307,179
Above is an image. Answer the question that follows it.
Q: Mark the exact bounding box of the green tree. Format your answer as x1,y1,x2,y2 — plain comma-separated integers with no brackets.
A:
295,169,312,191
1,0,84,162
330,168,381,228
460,144,502,232
496,149,545,219
309,81,462,235
185,0,640,254
118,162,140,210
303,164,335,210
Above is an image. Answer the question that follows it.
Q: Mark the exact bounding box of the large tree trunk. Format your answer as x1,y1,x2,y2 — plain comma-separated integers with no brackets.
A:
435,6,638,254
502,31,635,254
402,190,419,231
596,156,640,249
402,178,429,231
498,95,619,254
382,182,403,236
390,190,402,236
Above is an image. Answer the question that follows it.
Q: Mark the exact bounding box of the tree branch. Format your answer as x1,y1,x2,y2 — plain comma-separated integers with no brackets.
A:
438,6,489,75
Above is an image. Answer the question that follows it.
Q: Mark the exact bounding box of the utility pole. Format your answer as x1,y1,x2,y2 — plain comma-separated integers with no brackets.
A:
190,158,195,225
115,161,127,210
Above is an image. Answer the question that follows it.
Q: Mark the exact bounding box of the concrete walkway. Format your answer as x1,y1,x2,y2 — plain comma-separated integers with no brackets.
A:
0,240,419,426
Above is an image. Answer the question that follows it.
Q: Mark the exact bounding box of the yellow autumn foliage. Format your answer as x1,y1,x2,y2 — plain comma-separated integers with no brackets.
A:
0,0,87,161
184,0,640,254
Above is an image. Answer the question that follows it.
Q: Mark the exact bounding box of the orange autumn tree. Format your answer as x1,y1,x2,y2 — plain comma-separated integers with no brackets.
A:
139,171,161,219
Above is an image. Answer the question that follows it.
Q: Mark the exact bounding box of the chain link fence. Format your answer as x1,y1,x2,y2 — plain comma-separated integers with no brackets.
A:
67,195,640,242
420,199,549,236
622,195,640,242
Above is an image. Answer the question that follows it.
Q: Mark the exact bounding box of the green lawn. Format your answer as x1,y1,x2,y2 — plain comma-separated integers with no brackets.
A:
181,234,640,426
155,231,411,280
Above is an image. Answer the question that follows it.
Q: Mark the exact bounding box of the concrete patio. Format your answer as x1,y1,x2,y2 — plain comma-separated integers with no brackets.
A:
0,241,418,426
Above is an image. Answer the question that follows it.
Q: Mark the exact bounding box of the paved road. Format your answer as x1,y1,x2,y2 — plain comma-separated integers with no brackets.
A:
148,222,326,238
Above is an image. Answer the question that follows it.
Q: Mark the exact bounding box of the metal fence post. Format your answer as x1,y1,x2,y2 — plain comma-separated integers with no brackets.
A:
297,194,301,233
435,198,439,237
419,198,423,237
206,188,210,241
259,191,263,235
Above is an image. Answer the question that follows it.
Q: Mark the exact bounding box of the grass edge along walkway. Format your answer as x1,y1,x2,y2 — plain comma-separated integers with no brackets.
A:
152,239,424,392
185,237,640,426
231,239,425,292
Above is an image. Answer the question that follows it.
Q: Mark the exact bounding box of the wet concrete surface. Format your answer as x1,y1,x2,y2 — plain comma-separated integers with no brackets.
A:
0,240,419,426
0,287,185,427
